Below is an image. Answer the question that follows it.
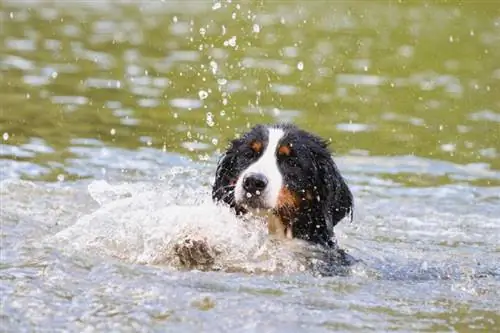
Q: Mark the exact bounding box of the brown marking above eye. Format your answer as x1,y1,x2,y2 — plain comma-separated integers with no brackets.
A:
250,141,263,153
278,145,291,156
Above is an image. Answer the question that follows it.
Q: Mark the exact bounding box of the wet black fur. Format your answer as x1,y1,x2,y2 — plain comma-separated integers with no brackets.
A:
212,123,353,248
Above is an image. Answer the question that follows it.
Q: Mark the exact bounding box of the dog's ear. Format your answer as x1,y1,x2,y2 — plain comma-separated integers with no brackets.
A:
314,148,353,229
212,140,239,205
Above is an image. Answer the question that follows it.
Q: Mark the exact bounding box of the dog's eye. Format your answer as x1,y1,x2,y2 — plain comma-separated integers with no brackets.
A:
242,147,259,159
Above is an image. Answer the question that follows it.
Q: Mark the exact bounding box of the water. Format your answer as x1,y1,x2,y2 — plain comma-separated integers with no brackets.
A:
1,1,500,332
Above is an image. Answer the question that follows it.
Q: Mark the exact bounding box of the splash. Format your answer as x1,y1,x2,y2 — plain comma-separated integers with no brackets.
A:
49,177,343,275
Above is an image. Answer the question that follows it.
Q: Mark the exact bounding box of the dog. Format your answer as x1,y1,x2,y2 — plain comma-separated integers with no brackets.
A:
175,123,354,271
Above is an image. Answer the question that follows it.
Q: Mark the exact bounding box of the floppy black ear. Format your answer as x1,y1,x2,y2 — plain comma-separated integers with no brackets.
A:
212,138,243,208
315,148,354,229
212,151,235,204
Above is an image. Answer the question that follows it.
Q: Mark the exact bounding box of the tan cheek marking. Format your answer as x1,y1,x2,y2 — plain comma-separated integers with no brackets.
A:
250,141,262,153
272,188,299,239
277,187,299,209
278,145,291,156
267,215,292,239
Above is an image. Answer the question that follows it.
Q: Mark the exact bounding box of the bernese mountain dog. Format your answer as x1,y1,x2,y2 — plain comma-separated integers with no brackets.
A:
212,123,353,247
175,123,354,271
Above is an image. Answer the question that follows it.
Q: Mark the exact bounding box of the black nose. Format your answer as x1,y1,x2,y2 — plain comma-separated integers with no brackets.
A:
243,173,268,194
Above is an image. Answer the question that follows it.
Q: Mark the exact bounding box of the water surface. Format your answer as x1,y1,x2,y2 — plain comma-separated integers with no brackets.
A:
1,1,499,332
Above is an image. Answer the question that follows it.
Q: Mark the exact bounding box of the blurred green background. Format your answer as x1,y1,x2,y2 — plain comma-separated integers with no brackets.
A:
1,0,499,184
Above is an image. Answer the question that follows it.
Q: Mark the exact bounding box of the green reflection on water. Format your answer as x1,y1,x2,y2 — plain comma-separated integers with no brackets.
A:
0,1,499,183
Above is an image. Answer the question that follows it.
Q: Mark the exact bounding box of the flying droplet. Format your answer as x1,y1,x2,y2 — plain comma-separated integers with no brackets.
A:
206,112,215,127
198,90,209,100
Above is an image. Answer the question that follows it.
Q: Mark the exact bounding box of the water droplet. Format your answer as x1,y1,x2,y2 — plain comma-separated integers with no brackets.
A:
297,61,304,71
217,78,227,85
211,138,218,145
51,71,58,79
198,90,209,100
206,112,215,127
57,174,65,182
110,128,116,135
199,27,206,37
3,132,9,141
212,2,221,10
441,143,456,152
252,24,260,33
210,61,218,74
224,36,237,48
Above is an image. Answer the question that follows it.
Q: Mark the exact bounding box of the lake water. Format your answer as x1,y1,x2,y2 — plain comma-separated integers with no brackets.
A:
1,1,500,332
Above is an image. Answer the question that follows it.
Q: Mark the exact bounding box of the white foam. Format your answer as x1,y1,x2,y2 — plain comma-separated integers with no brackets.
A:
50,180,311,274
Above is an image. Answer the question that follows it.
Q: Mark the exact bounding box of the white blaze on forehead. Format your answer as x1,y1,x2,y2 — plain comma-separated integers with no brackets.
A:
234,127,285,209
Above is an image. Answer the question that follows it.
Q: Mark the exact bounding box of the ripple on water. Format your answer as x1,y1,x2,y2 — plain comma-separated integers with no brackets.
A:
469,109,500,123
336,73,386,86
84,78,122,89
2,55,35,71
23,75,50,86
169,98,203,110
50,95,89,105
1,163,500,331
336,123,375,133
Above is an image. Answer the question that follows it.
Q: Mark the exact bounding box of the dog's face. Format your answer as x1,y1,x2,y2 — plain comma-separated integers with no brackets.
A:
212,123,353,246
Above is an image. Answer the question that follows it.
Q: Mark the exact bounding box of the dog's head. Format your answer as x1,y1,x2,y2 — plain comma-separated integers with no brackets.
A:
212,123,353,246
